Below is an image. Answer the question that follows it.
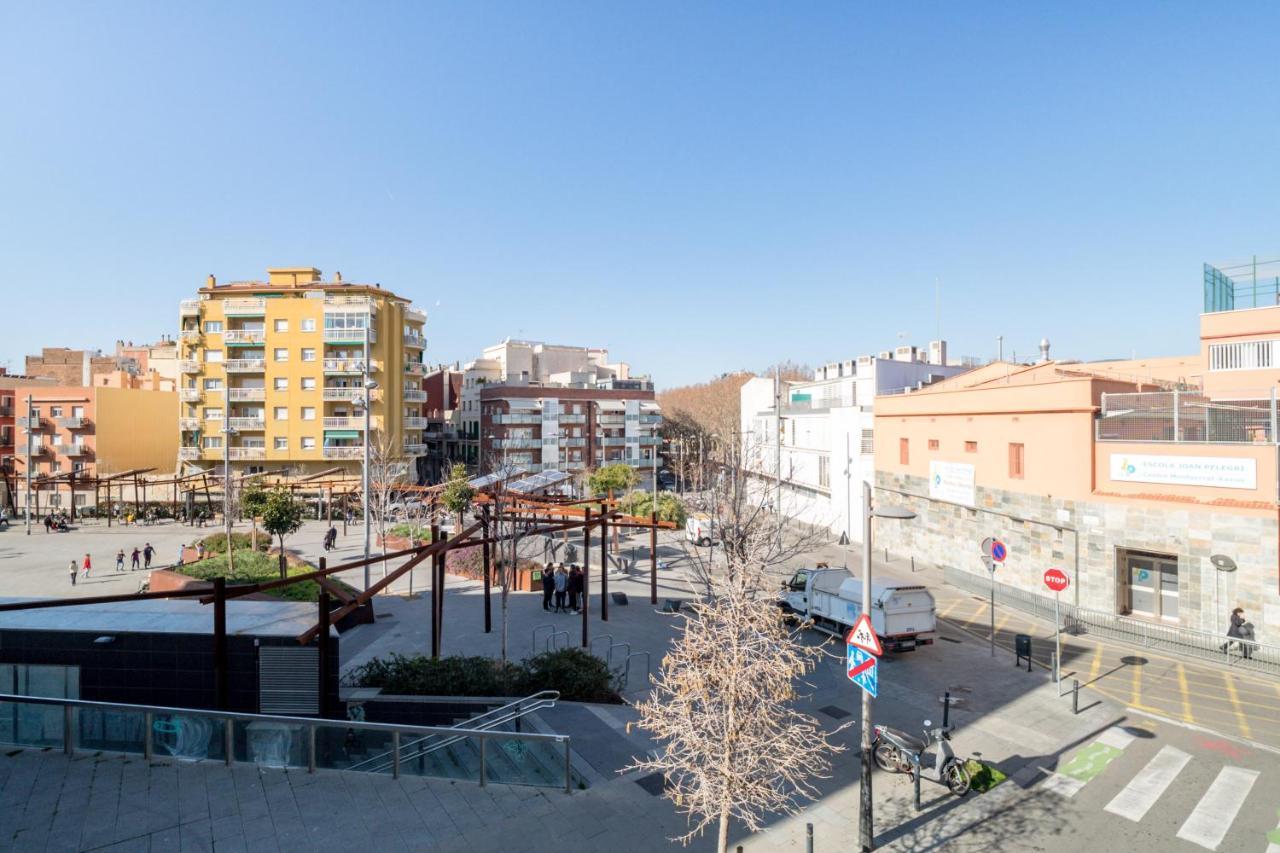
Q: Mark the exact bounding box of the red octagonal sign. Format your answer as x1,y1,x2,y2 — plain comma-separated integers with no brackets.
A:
1043,568,1070,593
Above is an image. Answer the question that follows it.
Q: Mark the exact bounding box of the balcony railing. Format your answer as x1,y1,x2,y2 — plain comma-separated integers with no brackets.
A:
19,445,47,457
403,443,427,455
404,305,427,324
228,447,266,460
402,389,427,402
639,414,662,424
228,388,265,402
180,389,202,402
559,414,586,424
56,417,89,429
323,327,376,344
223,330,266,344
403,333,426,349
19,416,45,431
179,299,201,316
492,414,541,425
60,443,90,456
598,437,626,446
178,447,201,460
403,362,425,376
323,446,365,459
323,387,360,401
493,438,542,449
179,329,201,343
222,298,267,315
179,360,200,374
224,359,266,373
402,417,427,429
323,417,365,430
324,294,375,308
563,438,586,447
227,417,266,431
323,358,369,374
597,415,625,426
179,417,200,431
1097,390,1277,444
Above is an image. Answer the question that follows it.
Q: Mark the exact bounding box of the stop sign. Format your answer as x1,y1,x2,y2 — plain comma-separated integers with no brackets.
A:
1043,568,1070,593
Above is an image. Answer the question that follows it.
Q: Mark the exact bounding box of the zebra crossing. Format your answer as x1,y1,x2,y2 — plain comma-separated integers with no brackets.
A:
1039,726,1273,851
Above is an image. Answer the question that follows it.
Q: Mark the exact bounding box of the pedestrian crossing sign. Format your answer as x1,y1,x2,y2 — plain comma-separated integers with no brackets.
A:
847,645,878,698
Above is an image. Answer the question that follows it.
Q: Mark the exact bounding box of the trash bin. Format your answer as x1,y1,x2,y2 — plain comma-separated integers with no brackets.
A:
1015,633,1032,672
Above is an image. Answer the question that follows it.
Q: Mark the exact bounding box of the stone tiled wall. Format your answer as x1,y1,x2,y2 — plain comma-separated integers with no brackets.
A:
874,471,1280,643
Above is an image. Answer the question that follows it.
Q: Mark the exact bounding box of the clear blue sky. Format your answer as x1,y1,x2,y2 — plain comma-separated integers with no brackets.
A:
3,3,1279,387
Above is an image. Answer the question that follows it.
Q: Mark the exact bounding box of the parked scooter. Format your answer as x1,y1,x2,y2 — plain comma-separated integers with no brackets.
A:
872,719,970,797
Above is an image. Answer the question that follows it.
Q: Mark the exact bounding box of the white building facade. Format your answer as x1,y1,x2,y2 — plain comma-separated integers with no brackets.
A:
740,341,973,540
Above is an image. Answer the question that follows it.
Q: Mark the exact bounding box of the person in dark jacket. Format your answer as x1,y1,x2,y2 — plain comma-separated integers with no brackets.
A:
568,565,584,613
1222,607,1247,656
541,565,555,611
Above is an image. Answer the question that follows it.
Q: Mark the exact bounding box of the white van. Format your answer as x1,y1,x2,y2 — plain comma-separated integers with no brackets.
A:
685,515,718,546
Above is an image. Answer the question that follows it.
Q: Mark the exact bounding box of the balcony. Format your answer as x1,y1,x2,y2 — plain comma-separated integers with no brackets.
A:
178,447,201,461
19,444,47,458
222,298,266,316
638,436,662,446
228,388,265,402
597,415,625,426
599,437,626,446
323,417,365,430
403,389,427,402
492,414,541,425
404,362,425,376
403,417,427,429
224,330,266,345
323,358,369,375
227,417,266,431
323,327,376,344
180,389,202,402
60,443,90,456
322,387,360,401
559,414,586,424
179,299,201,316
324,294,375,309
224,359,266,373
56,417,89,429
180,360,200,374
403,333,426,349
179,417,200,431
563,438,586,447
493,438,542,449
403,443,427,455
323,446,364,459
179,329,201,343
228,447,266,461
640,414,662,424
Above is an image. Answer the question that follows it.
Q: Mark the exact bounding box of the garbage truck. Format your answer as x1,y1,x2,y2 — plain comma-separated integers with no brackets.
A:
779,566,937,652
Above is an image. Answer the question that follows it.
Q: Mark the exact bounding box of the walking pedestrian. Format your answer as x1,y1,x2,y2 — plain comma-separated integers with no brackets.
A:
1222,607,1247,655
1240,619,1257,660
116,549,125,573
176,544,185,567
43,514,52,534
553,565,568,612
143,542,154,568
69,559,78,586
568,564,583,612
541,565,555,611
196,541,205,561
131,547,141,570
81,553,92,578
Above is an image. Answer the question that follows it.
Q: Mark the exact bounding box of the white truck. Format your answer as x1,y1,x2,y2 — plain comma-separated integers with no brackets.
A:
780,567,937,653
685,515,719,546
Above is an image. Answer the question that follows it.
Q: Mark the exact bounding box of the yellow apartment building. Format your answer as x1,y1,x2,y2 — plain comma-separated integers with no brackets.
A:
176,267,428,479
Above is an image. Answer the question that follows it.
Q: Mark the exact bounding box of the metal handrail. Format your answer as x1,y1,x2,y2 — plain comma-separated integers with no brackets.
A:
589,634,614,660
347,690,560,774
532,623,555,655
546,631,570,652
624,652,652,687
0,691,569,787
607,642,631,667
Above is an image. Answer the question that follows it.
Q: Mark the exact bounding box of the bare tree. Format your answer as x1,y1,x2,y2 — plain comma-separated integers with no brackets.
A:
366,429,408,581
482,449,528,667
627,538,846,852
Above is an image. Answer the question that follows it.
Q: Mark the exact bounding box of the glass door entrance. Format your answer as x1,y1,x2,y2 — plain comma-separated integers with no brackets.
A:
1119,550,1179,622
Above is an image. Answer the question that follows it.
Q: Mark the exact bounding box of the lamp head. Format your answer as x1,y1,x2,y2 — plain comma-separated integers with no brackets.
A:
873,505,916,521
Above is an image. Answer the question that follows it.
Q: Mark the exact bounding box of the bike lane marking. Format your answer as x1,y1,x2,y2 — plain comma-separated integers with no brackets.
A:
1040,727,1136,798
1175,765,1259,850
1265,808,1280,853
1103,745,1191,822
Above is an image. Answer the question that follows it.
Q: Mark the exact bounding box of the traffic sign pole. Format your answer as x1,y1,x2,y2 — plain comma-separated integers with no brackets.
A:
1042,568,1071,690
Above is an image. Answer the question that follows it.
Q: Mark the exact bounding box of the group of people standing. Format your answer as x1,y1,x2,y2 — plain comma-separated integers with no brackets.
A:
68,543,155,585
542,563,585,613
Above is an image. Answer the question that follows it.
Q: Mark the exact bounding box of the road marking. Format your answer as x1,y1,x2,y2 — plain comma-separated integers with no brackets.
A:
1088,644,1102,685
1175,765,1259,849
1044,725,1139,799
1096,727,1136,750
936,599,961,619
1223,672,1251,740
1103,745,1191,822
1176,662,1194,723
1266,808,1280,853
1130,658,1142,707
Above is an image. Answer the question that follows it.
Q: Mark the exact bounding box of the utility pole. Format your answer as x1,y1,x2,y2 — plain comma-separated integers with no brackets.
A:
24,394,32,535
222,425,237,574
362,332,372,591
775,364,783,549
859,481,874,853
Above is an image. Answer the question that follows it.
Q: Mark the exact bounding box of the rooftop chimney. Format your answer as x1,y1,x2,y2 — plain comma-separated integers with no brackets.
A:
1039,337,1051,363
207,274,216,288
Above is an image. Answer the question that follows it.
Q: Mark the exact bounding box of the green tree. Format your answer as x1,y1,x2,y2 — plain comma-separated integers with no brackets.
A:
242,483,269,552
588,463,638,497
260,487,305,579
439,463,475,527
620,490,686,527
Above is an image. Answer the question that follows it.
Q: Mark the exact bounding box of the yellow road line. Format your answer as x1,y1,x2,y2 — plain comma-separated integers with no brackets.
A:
936,599,961,619
994,612,1013,635
1089,644,1102,684
1176,663,1194,723
1223,672,1251,741
1131,658,1142,707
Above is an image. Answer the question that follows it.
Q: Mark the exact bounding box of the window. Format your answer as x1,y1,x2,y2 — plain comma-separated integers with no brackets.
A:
273,378,288,391
1209,340,1276,371
50,435,62,446
818,455,830,488
273,348,288,362
301,407,316,421
204,320,222,333
928,439,939,450
301,437,316,450
899,438,909,465
72,406,84,418
205,349,223,363
301,348,316,362
274,319,289,332
50,406,63,417
301,318,316,332
273,437,288,450
273,407,288,421
203,436,223,449
203,378,223,391
51,462,61,473
965,441,977,453
301,377,316,391
204,408,223,420
860,429,874,454
1009,443,1025,478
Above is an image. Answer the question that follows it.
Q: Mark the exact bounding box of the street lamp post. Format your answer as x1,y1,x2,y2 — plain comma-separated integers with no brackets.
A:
222,425,238,571
24,394,32,535
357,372,378,591
859,480,915,853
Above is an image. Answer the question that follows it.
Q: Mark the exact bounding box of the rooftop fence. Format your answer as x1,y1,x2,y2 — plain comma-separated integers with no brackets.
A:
1097,390,1276,444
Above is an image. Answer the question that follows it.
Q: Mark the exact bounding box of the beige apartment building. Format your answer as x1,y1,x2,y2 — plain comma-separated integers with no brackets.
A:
177,267,427,479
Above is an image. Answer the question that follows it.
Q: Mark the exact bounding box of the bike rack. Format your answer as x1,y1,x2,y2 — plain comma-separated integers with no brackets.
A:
624,651,651,687
607,642,630,667
532,624,555,655
589,634,614,660
545,631,570,652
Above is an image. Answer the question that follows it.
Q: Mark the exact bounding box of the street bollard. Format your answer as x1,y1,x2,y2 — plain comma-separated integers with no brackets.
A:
1072,679,1080,715
942,691,951,728
806,823,814,853
914,756,922,810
